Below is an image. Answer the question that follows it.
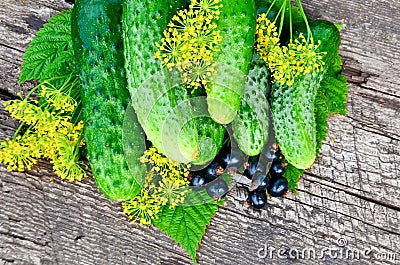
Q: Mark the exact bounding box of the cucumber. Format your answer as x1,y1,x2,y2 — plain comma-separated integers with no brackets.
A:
232,54,271,156
270,21,340,169
123,0,188,162
72,0,146,201
206,0,257,124
271,72,321,169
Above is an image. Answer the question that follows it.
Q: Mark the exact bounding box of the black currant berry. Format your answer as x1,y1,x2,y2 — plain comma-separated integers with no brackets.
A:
270,161,285,178
205,162,224,180
244,156,258,179
217,146,231,169
265,148,279,162
255,174,269,191
267,177,288,197
190,174,206,188
248,190,267,209
206,179,229,201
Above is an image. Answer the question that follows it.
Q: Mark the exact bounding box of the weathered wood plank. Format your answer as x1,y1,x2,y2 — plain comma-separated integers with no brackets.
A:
0,0,399,264
303,0,400,98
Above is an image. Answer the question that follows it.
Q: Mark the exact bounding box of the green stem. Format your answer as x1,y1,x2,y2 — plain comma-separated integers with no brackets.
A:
266,0,278,16
289,2,293,41
12,122,26,140
24,83,41,99
13,123,35,141
273,0,287,38
295,0,312,41
73,129,85,157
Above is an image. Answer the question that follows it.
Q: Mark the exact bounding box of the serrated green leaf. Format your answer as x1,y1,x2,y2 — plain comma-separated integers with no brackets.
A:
315,88,329,155
321,73,348,115
19,9,72,83
153,189,224,264
41,47,75,82
283,163,304,191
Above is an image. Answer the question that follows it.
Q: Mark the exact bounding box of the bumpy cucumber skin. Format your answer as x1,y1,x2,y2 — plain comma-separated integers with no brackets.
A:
123,0,186,156
232,54,271,156
207,0,257,124
72,0,146,201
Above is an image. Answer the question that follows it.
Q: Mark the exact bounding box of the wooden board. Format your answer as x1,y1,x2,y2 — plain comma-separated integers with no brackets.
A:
0,0,399,264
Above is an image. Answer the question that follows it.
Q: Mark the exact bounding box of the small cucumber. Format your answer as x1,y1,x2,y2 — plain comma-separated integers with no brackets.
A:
271,72,321,169
232,54,271,156
270,20,340,170
72,0,146,201
206,0,257,124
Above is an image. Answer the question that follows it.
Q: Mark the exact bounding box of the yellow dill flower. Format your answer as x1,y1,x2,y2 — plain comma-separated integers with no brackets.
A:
154,1,223,89
178,60,217,91
256,13,280,59
40,81,76,112
267,45,295,86
190,0,223,18
287,34,326,77
122,190,161,226
154,178,189,208
140,147,190,182
268,34,325,86
256,12,326,86
52,134,87,182
0,135,37,172
2,93,85,181
4,99,42,125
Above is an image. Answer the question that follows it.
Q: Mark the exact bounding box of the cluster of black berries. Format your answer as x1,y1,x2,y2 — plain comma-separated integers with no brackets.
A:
245,144,289,209
188,146,232,201
187,144,288,208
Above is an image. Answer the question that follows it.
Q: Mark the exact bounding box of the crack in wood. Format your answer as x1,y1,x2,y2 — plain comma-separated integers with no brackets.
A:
0,42,25,54
295,186,400,236
304,172,400,212
346,114,400,140
25,15,46,31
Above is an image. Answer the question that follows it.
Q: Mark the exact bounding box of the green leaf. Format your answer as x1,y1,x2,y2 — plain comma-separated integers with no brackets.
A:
320,57,348,116
315,87,329,155
19,9,72,83
41,47,75,82
153,188,224,264
283,163,304,192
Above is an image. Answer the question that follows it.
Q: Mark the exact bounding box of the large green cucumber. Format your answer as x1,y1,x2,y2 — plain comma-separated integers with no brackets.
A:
72,0,146,201
206,0,257,124
232,54,271,156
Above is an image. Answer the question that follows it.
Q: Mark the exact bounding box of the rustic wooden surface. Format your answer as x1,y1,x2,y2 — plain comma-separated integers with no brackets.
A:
0,0,399,264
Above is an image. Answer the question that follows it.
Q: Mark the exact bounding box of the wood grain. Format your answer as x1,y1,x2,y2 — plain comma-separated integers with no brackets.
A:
1,0,399,264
